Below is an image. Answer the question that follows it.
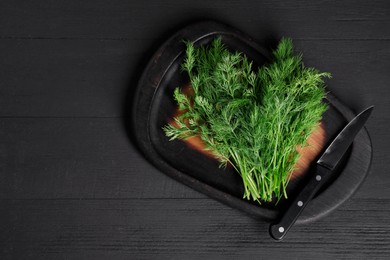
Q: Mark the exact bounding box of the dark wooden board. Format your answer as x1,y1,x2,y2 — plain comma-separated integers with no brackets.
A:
0,0,389,40
0,116,385,200
1,0,389,258
0,39,389,117
0,116,386,200
0,39,137,117
0,118,201,199
0,198,389,259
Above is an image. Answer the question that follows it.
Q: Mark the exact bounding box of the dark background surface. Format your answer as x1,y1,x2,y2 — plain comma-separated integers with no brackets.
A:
1,0,389,259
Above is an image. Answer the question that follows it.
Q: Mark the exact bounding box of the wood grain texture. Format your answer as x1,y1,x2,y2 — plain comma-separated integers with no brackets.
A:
0,118,202,199
0,198,389,259
0,0,389,40
1,0,389,258
0,39,388,117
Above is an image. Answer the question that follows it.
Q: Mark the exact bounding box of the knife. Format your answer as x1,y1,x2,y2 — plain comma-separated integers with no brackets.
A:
269,105,374,240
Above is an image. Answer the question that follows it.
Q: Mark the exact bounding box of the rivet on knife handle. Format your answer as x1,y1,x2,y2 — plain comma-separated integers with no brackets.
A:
269,165,330,240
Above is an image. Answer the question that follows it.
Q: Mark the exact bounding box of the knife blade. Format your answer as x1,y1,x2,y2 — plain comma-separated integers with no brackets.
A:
269,106,374,240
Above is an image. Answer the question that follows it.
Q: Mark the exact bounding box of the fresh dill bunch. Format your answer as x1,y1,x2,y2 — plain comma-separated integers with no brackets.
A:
163,37,330,203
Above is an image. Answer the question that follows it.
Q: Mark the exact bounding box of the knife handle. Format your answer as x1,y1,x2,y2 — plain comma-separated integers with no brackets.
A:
269,165,331,240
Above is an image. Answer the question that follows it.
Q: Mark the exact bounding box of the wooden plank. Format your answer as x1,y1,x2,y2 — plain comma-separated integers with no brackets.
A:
0,118,203,199
0,198,389,258
0,118,387,200
0,0,389,40
0,39,389,117
0,39,146,117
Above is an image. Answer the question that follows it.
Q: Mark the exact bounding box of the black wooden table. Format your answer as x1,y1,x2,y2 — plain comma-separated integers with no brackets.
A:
1,1,389,259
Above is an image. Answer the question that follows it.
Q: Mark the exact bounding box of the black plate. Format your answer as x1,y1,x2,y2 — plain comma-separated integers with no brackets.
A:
132,21,373,223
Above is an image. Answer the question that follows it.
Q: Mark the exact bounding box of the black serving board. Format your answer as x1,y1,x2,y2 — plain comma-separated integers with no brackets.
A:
132,21,372,223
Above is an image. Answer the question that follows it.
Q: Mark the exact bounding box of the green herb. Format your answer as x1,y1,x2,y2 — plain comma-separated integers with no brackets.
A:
163,38,330,203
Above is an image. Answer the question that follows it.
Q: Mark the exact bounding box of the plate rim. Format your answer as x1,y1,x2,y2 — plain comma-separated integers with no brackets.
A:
131,20,373,223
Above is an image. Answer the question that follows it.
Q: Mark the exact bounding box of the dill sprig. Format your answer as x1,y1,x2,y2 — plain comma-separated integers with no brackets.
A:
163,38,330,203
